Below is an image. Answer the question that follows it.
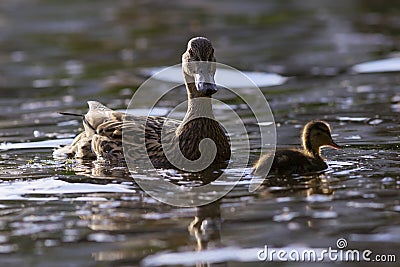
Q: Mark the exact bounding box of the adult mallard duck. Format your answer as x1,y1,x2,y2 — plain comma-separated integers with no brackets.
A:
55,37,231,168
253,120,341,176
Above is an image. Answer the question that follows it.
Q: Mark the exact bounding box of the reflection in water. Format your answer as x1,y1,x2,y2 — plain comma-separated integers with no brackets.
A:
261,174,334,197
70,160,132,181
188,201,225,267
66,157,227,186
189,201,222,251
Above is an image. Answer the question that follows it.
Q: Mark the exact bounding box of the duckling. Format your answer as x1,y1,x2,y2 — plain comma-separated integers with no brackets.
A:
253,120,341,176
55,37,231,168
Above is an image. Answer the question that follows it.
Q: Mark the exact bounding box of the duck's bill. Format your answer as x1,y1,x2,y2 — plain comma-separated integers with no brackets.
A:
194,73,218,96
329,141,342,149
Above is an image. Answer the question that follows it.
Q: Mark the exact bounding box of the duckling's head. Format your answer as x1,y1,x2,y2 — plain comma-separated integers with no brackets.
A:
302,120,341,156
182,37,217,98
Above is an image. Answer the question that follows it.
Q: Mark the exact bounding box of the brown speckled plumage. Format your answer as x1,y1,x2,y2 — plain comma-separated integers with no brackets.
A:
253,120,341,176
55,37,231,168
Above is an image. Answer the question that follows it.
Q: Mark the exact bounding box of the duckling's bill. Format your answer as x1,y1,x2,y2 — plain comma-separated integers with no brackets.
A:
328,140,342,149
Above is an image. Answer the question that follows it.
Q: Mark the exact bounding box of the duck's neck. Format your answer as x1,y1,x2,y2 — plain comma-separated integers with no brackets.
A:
303,138,321,158
182,83,215,123
176,82,221,140
175,82,230,162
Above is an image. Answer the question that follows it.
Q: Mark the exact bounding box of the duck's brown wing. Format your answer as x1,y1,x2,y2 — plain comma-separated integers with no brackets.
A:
56,101,181,163
92,114,180,163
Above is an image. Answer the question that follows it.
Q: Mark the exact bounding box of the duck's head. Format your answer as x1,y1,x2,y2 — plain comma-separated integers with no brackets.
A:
182,37,217,98
302,120,341,156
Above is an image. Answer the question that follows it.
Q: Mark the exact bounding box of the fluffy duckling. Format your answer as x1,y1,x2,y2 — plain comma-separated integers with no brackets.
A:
253,120,341,176
55,37,231,168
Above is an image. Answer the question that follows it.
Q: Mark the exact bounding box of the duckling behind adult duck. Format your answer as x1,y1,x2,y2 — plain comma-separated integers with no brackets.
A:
55,37,231,168
253,120,341,176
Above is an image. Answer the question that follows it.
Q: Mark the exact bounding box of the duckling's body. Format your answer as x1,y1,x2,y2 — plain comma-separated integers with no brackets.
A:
253,120,341,176
55,37,231,168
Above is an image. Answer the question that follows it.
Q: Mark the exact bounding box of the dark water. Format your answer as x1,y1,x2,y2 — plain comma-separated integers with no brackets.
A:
0,0,399,266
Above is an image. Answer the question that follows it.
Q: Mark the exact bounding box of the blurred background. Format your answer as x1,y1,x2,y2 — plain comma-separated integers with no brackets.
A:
0,0,398,100
0,0,399,266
